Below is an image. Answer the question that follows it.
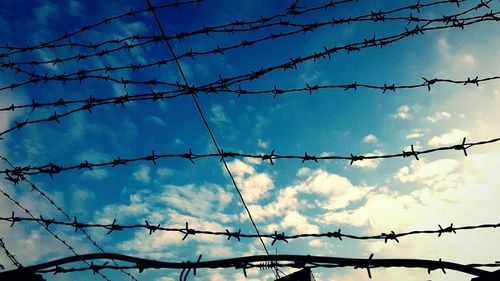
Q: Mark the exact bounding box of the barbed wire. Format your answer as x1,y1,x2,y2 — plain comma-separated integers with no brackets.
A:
1,136,497,179
1,5,495,94
145,0,283,278
0,237,22,269
0,0,204,59
0,253,499,280
0,186,113,281
0,15,498,137
0,74,497,128
0,0,356,65
0,156,139,281
1,214,498,245
0,0,480,70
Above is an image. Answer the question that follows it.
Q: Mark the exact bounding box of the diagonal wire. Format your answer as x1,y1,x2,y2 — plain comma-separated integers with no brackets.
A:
0,237,22,269
144,0,281,278
0,186,112,281
0,155,139,281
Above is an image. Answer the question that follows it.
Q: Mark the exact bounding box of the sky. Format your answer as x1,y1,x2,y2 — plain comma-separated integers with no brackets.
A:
0,0,499,280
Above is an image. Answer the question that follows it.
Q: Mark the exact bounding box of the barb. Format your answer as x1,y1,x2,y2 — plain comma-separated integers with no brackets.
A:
0,215,498,243
0,156,139,281
0,0,203,59
1,0,479,70
144,0,281,278
1,0,476,58
0,187,112,281
2,75,499,136
0,253,498,279
0,0,356,65
0,238,22,268
1,136,498,178
1,5,496,93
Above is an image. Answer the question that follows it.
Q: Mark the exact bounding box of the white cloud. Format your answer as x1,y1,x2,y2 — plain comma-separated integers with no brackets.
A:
392,105,412,120
257,139,269,148
405,129,424,139
146,116,167,127
428,128,469,147
394,159,461,190
156,167,173,178
210,105,230,125
133,165,151,184
351,150,383,169
363,134,377,143
83,169,109,180
321,152,500,278
426,111,451,123
243,169,373,223
227,160,273,203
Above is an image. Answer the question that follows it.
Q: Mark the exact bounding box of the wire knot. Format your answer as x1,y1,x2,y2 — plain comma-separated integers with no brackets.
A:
382,231,399,243
271,231,288,245
145,220,161,235
182,222,196,240
403,144,419,160
452,137,468,156
260,149,275,165
301,152,318,163
226,229,241,241
438,223,456,237
326,228,342,240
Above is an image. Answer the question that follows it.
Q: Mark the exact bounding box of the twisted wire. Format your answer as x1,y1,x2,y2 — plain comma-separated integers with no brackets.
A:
1,136,497,178
0,0,477,69
0,237,22,269
0,156,139,281
1,215,498,244
0,253,498,280
0,3,495,94
0,187,112,281
0,0,203,58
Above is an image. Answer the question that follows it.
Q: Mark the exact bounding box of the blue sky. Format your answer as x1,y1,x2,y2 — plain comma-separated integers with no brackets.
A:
0,0,499,280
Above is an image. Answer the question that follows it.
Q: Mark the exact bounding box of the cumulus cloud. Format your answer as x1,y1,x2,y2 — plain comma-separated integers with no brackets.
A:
351,150,383,169
243,169,373,224
394,159,461,190
363,134,378,143
320,152,500,281
428,129,469,147
227,160,273,203
132,165,151,184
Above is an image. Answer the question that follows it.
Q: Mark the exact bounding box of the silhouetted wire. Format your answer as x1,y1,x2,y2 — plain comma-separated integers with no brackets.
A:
0,187,113,281
0,156,140,281
1,16,498,138
1,215,498,244
144,0,282,278
1,136,498,179
0,0,357,65
0,75,497,134
1,4,495,94
1,253,499,280
0,0,204,58
1,0,480,69
0,0,474,58
0,237,22,269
